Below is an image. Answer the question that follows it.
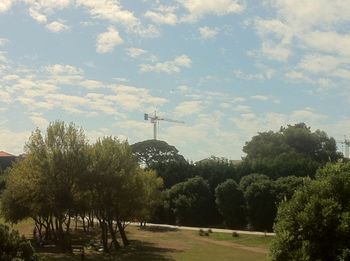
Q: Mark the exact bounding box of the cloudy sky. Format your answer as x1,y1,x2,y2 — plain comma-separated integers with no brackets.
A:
0,0,349,160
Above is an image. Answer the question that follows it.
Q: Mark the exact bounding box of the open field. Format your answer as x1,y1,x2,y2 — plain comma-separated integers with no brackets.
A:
0,218,272,260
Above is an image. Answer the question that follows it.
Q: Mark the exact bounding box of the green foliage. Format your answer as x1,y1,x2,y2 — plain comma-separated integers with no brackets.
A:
0,224,37,261
243,123,341,178
131,139,186,168
1,121,162,252
215,179,246,229
165,176,212,226
242,177,276,231
151,160,193,189
274,176,305,202
271,162,350,261
89,137,163,221
232,232,239,237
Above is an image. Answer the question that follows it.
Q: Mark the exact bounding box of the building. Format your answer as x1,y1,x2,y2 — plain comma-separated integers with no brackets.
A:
0,151,17,172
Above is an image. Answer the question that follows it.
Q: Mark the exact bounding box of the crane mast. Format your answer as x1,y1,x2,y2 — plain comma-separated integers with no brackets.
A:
144,111,184,140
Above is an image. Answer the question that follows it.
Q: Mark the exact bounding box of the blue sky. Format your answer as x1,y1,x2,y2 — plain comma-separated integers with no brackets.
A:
0,0,350,160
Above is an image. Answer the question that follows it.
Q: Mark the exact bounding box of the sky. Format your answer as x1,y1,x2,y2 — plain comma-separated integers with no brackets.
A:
0,0,350,161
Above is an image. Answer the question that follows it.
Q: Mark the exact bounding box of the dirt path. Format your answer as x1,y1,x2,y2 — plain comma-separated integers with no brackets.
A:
130,222,275,236
186,232,268,254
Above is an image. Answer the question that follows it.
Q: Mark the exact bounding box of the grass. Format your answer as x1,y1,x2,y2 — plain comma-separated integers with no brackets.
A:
0,218,272,260
209,232,273,248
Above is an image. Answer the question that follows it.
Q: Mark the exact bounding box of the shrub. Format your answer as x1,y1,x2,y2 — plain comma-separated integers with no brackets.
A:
0,224,37,261
232,232,239,238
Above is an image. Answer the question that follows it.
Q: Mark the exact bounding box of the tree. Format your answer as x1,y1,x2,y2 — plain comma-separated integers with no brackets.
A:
242,123,341,178
89,137,162,251
131,140,186,168
0,224,37,261
271,163,350,260
215,180,246,229
240,174,276,231
1,121,89,251
274,176,304,202
164,176,212,226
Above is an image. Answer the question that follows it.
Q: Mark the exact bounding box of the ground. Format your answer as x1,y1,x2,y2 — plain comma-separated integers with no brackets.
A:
1,218,272,260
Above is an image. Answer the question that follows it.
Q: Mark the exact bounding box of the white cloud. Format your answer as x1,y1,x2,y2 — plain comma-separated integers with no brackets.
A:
140,55,192,73
96,27,123,54
261,41,291,62
80,80,103,89
0,89,11,103
177,0,244,22
145,5,178,25
174,100,203,116
269,0,350,31
76,0,139,28
109,84,168,111
251,95,269,101
0,0,12,13
233,70,264,80
285,71,305,80
46,64,83,75
0,38,9,46
299,54,344,74
29,8,47,24
302,31,350,58
234,105,251,113
31,0,73,12
76,0,160,37
29,112,49,129
0,129,30,155
199,26,219,39
46,21,70,33
126,47,147,58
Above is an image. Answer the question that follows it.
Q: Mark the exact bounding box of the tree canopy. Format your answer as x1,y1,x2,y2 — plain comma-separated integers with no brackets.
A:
1,121,162,253
271,163,350,260
131,139,186,168
243,123,341,178
215,179,246,229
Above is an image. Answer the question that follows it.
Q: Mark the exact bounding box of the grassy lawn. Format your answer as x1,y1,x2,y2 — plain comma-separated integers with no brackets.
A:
209,231,273,248
1,218,271,260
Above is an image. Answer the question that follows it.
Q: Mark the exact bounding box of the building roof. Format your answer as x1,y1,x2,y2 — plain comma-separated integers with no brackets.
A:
0,151,14,157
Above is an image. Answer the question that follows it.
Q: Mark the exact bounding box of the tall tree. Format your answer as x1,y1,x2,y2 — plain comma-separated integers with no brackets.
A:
240,174,276,231
2,121,89,251
131,140,186,168
89,137,162,251
215,180,246,229
242,123,341,178
164,176,212,226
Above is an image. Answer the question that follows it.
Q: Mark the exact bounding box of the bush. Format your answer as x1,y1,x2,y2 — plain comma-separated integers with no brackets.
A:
199,229,209,236
232,232,239,238
271,163,350,261
0,224,37,261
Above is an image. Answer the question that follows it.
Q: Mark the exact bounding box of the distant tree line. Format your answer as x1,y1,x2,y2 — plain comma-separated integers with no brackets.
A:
132,123,341,231
1,121,162,253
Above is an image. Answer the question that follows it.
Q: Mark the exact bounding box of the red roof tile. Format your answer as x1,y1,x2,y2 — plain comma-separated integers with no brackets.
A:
0,151,14,157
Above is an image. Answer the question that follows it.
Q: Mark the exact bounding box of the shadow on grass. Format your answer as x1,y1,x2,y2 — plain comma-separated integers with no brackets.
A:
139,226,179,233
34,239,179,261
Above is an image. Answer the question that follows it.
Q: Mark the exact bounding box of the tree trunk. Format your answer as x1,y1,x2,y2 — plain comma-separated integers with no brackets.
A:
117,221,129,246
99,219,109,252
108,220,120,250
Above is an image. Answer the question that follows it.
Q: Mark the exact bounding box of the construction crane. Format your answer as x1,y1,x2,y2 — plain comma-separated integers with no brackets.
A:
144,111,184,140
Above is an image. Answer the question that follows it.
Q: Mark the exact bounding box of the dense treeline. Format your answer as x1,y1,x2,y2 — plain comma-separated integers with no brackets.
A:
1,121,162,253
132,123,341,231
